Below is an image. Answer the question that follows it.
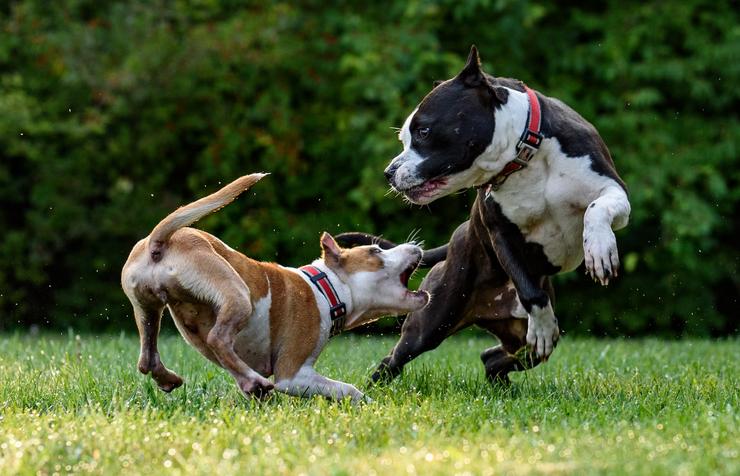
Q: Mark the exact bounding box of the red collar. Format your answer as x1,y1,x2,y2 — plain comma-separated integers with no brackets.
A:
484,85,543,194
300,265,347,336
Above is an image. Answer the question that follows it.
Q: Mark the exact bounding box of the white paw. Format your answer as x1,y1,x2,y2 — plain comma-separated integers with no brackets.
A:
526,311,559,360
347,387,369,405
584,226,620,286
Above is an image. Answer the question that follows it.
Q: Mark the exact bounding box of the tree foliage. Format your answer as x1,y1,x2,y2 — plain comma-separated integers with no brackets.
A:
0,0,737,335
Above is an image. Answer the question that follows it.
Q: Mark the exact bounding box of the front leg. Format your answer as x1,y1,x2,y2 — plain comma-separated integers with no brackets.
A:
487,231,559,359
583,186,631,285
275,365,366,403
371,253,474,384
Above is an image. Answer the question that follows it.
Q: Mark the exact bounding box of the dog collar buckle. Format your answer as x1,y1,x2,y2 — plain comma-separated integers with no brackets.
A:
515,129,543,164
330,303,346,320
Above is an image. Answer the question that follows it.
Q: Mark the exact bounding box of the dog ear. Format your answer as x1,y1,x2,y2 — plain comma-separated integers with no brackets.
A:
320,232,342,264
492,87,509,103
482,75,509,104
432,79,444,89
457,45,484,88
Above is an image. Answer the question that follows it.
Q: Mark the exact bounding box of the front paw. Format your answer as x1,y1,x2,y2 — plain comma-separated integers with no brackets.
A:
584,227,619,285
526,314,559,360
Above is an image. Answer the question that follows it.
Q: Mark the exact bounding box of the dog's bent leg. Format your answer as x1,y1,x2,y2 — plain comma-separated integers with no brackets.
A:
583,186,631,285
479,318,542,385
130,299,184,392
486,231,559,360
275,365,365,403
207,298,274,399
476,277,553,384
177,251,274,398
371,260,471,384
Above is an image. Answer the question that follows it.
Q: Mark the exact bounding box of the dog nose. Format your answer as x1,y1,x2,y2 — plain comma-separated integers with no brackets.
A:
384,162,399,182
384,167,394,182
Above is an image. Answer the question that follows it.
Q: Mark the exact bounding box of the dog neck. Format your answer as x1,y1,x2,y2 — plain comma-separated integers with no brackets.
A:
301,260,357,333
473,87,532,182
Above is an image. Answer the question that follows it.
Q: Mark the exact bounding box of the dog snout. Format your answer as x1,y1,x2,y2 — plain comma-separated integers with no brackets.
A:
384,162,399,184
383,167,394,182
400,243,423,263
385,153,407,185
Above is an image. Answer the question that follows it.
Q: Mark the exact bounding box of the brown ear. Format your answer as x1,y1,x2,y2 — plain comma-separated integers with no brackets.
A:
457,45,484,87
320,232,342,265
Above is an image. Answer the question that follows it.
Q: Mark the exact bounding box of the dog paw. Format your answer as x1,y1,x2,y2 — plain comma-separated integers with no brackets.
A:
526,312,559,360
584,226,620,286
368,359,401,386
149,363,184,393
238,375,274,399
347,389,371,405
156,377,184,393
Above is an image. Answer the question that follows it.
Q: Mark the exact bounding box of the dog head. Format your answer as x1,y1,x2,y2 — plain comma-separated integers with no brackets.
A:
385,46,510,204
319,232,429,329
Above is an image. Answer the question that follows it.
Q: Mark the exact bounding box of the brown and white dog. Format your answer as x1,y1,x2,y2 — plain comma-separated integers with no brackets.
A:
121,173,429,402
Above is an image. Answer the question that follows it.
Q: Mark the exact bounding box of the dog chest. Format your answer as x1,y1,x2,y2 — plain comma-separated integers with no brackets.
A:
487,155,598,272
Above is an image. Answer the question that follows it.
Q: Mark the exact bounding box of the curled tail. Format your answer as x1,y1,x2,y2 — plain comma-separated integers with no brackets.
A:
149,173,267,261
335,232,448,268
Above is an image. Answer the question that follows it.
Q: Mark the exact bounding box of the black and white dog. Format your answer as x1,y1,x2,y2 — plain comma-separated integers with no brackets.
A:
338,46,630,384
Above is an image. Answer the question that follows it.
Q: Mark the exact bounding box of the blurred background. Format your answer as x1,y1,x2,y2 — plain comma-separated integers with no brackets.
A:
0,0,737,336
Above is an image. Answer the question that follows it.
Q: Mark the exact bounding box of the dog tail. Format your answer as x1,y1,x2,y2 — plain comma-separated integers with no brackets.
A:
148,173,268,262
335,232,448,268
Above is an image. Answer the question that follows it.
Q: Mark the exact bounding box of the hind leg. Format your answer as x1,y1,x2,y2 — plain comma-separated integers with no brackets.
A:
130,300,184,392
176,251,274,398
206,299,274,398
479,318,542,385
478,277,556,384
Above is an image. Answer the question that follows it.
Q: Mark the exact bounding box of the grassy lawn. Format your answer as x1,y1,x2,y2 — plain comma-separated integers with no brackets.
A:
0,332,738,475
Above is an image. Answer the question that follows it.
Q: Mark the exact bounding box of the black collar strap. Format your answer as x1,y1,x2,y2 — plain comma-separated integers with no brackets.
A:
484,85,543,194
300,265,347,337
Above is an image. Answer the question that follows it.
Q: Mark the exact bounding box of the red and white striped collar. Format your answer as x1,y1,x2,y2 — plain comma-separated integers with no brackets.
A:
299,265,347,337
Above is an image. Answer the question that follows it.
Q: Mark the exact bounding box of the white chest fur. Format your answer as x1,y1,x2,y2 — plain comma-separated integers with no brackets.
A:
491,137,621,272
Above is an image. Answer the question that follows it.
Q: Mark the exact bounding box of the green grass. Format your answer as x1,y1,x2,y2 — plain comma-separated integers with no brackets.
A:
1,332,738,475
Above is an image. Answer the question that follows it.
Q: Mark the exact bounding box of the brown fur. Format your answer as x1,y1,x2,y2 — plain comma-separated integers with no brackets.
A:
341,247,384,273
265,265,321,380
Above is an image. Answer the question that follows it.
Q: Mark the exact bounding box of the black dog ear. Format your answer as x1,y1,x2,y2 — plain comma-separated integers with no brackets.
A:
432,79,444,89
457,45,484,87
492,87,509,103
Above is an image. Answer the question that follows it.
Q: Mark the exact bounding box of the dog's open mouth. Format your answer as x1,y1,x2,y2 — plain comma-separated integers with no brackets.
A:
399,257,423,295
400,266,414,288
404,177,448,202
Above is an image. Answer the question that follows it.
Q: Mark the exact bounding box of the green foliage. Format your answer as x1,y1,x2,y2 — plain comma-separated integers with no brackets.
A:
0,0,737,334
1,334,739,474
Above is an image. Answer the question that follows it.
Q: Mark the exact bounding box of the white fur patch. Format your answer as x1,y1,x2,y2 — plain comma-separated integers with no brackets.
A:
526,302,559,359
488,136,629,273
234,288,272,373
583,187,630,285
274,364,364,402
390,148,426,190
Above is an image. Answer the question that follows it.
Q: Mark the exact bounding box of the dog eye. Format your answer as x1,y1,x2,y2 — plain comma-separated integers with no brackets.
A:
370,247,382,254
417,127,430,140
